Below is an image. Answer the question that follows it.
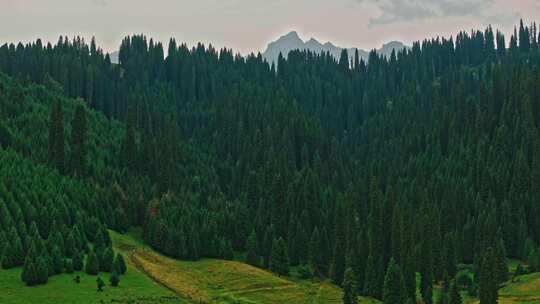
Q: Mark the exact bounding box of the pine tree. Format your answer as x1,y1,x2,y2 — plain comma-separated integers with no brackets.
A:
342,268,358,304
35,257,49,284
48,100,65,173
1,246,15,269
65,259,74,273
330,196,347,286
449,280,462,304
495,238,508,284
73,250,84,271
113,253,127,275
51,246,63,274
21,257,37,286
308,227,323,276
96,277,105,292
100,247,115,272
85,249,100,275
120,107,137,171
269,237,289,276
109,271,120,287
246,230,260,267
479,248,498,304
383,258,406,304
70,104,87,176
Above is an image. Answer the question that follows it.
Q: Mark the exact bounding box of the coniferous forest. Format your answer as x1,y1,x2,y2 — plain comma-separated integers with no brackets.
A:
1,20,540,303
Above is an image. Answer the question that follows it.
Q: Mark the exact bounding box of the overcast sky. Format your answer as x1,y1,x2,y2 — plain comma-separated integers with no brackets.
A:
2,0,540,54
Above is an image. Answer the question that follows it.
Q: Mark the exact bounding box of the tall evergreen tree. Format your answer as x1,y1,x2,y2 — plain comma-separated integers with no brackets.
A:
479,248,498,304
383,258,406,304
70,104,88,176
48,100,65,172
269,237,289,276
246,230,260,267
342,267,358,304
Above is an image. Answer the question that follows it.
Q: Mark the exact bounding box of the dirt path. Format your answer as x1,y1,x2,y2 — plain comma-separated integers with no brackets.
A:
127,248,198,304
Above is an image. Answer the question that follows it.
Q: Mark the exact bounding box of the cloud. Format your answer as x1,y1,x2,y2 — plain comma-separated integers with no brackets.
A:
357,0,506,26
92,0,107,6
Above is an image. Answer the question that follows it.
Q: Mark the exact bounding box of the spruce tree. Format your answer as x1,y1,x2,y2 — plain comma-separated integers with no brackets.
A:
330,196,347,286
246,230,260,267
383,258,406,304
110,271,120,287
65,259,74,273
35,257,49,284
96,277,105,292
479,248,498,304
495,238,508,284
100,247,115,272
449,280,462,304
48,100,65,173
342,267,358,304
70,104,87,176
113,253,127,275
269,237,289,276
73,250,84,271
85,249,100,275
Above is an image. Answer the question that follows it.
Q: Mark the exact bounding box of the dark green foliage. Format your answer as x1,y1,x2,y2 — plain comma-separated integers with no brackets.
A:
109,271,120,287
85,249,100,275
35,257,49,285
21,257,37,286
296,264,314,279
0,20,539,297
99,247,115,272
65,259,74,274
245,230,260,267
48,100,65,173
515,263,525,276
449,280,462,304
269,237,289,276
479,248,498,304
51,246,63,274
113,253,127,275
330,196,347,286
383,259,406,304
69,104,87,176
96,277,105,292
73,250,84,272
342,268,358,304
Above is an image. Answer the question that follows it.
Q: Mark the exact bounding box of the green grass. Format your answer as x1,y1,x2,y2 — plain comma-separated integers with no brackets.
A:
0,229,381,304
0,231,182,304
112,230,380,304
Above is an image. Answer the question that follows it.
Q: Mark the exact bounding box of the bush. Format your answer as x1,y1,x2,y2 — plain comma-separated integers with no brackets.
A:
109,271,120,287
65,259,74,274
113,253,127,275
455,271,472,289
85,250,100,275
96,277,105,291
296,264,314,279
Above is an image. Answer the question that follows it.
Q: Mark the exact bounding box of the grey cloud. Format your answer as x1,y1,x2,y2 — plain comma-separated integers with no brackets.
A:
358,0,501,26
92,0,107,6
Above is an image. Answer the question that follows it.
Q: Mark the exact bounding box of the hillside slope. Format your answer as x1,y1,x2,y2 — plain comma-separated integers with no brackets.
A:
112,230,380,304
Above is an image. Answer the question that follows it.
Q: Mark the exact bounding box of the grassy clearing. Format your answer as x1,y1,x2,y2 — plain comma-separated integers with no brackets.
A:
460,266,540,304
112,230,380,304
0,231,181,304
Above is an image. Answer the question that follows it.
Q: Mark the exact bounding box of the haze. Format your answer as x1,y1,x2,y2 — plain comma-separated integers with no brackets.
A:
2,0,540,54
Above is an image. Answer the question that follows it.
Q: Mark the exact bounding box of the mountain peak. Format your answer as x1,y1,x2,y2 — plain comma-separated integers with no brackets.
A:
263,32,408,65
281,31,302,41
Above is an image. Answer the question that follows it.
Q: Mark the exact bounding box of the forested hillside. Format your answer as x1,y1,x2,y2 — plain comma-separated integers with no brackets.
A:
1,20,540,303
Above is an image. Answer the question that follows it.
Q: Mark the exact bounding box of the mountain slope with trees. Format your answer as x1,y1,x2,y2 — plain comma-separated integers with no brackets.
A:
0,20,539,303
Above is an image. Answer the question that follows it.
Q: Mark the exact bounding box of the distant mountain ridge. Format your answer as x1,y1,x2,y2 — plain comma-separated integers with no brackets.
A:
107,33,407,66
109,51,119,64
263,31,408,65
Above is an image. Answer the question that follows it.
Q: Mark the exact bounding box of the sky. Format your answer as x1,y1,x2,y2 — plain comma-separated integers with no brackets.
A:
2,0,540,55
